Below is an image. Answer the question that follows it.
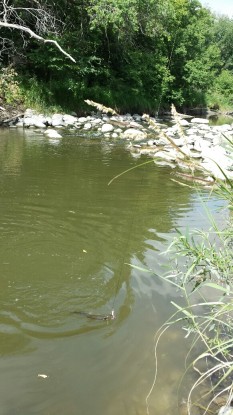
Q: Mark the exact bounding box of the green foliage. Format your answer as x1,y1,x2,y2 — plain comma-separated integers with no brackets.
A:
1,0,232,113
213,16,233,71
214,70,233,102
207,70,233,110
0,67,22,104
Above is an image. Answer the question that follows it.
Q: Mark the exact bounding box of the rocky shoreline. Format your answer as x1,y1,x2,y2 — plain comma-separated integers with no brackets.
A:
2,108,233,181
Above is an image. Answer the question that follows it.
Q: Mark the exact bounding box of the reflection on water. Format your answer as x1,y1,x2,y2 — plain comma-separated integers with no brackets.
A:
0,128,226,414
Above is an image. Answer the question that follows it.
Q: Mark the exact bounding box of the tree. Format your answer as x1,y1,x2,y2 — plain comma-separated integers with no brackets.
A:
0,0,75,62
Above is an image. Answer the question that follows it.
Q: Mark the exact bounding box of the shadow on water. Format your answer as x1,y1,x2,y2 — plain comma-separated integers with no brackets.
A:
0,128,227,414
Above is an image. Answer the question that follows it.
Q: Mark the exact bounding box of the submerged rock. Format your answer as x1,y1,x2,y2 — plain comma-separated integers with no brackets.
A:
44,128,62,139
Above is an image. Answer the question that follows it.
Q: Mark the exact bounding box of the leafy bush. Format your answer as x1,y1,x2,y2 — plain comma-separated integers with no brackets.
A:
0,67,22,104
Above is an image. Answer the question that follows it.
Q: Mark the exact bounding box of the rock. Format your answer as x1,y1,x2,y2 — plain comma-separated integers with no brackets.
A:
15,121,24,127
34,121,47,128
154,150,177,162
24,108,36,118
63,114,77,125
44,129,62,139
129,121,143,129
102,116,110,122
101,123,114,133
133,114,142,122
179,119,190,127
218,406,233,415
51,114,64,127
122,128,147,141
203,132,217,140
91,118,102,126
83,122,92,130
111,133,118,138
186,128,199,135
199,124,211,131
23,117,35,127
216,124,232,132
191,118,209,124
78,117,87,123
147,139,157,146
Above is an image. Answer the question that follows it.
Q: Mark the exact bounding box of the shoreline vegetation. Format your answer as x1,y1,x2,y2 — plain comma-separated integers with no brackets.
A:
0,1,233,119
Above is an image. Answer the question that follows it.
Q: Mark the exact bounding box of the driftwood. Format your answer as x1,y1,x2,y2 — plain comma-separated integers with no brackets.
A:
1,113,24,124
85,99,118,115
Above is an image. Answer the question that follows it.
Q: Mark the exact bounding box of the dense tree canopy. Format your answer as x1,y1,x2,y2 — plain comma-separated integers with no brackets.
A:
0,0,232,113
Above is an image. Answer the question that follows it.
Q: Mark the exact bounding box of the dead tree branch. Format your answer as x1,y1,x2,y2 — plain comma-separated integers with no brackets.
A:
0,0,75,62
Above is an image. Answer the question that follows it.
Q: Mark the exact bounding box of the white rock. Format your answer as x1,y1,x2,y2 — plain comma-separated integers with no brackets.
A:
23,117,35,127
45,116,52,125
34,121,46,128
199,124,211,131
44,129,62,139
51,114,64,127
133,114,142,122
78,117,87,123
15,121,24,127
197,140,211,152
129,121,143,129
173,138,186,146
63,114,77,125
91,118,102,125
83,122,92,130
101,123,114,133
179,119,190,127
147,140,156,146
203,132,216,140
218,406,233,415
122,128,147,141
112,133,118,138
24,108,36,117
186,128,199,135
102,116,110,122
154,150,177,162
191,118,209,124
216,124,232,132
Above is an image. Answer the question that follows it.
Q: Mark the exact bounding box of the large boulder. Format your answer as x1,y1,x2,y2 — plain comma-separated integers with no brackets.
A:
51,114,64,127
123,128,147,141
63,114,77,125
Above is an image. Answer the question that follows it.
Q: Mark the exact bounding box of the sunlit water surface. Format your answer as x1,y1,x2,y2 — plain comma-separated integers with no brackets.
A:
0,128,227,415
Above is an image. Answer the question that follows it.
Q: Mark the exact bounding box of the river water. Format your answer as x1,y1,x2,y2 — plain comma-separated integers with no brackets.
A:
0,127,226,415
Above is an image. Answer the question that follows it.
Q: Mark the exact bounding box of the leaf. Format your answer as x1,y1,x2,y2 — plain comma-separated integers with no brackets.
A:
108,160,154,186
170,301,194,318
203,282,231,293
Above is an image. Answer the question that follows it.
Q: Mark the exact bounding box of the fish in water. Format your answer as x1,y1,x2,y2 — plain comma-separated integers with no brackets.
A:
73,310,115,321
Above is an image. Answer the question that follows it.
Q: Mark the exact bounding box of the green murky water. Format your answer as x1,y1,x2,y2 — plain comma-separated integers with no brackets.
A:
0,128,225,415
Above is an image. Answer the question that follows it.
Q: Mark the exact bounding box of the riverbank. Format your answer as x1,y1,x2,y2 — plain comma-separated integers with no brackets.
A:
1,104,233,181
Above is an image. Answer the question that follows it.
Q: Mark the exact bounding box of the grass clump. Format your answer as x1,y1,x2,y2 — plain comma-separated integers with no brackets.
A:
156,169,233,413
